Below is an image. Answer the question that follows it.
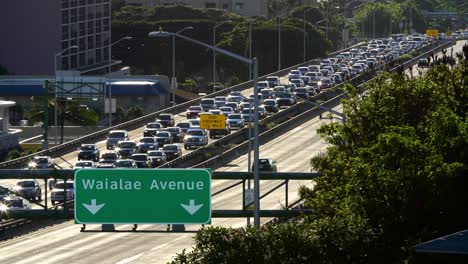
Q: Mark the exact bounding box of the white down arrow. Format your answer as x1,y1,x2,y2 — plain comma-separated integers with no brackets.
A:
181,200,203,215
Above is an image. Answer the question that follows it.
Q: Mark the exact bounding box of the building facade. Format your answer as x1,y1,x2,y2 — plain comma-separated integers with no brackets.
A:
0,0,111,75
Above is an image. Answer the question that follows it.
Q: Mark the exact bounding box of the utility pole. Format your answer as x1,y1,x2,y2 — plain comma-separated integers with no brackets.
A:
278,17,281,71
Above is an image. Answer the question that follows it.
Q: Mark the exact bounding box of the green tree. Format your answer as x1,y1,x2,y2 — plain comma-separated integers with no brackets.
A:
126,106,144,121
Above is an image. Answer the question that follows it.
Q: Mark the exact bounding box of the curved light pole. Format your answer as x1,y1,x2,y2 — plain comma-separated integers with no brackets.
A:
315,19,329,39
54,45,78,145
303,8,314,62
108,36,132,127
148,30,261,229
213,21,231,93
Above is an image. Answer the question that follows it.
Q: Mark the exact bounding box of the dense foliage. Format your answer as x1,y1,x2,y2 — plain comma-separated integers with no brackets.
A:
112,5,330,86
170,46,468,263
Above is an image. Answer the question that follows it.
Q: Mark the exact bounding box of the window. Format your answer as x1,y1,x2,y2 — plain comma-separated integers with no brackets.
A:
70,8,77,23
235,2,243,10
61,25,69,40
79,37,86,50
70,23,78,38
61,41,69,50
87,21,94,34
103,4,110,17
103,18,110,31
95,20,102,33
70,0,78,7
61,57,69,70
79,0,86,5
96,5,103,18
87,0,94,4
87,5,95,19
61,0,69,9
87,35,95,49
79,22,86,36
102,32,110,46
71,54,78,69
79,52,86,67
222,3,229,9
96,48,102,63
103,47,109,61
87,50,95,64
95,34,102,48
205,3,216,8
79,7,86,21
61,10,69,25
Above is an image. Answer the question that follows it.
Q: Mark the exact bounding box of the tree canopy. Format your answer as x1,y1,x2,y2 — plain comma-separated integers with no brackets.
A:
169,46,468,263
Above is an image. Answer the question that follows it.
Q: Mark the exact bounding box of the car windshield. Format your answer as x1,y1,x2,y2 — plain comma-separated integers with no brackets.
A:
102,153,117,159
167,128,179,133
76,162,93,167
177,122,190,128
33,158,48,164
241,109,253,114
115,161,133,167
17,181,34,187
220,107,231,111
189,106,202,111
146,123,161,129
266,77,277,81
163,145,178,151
264,100,275,105
131,155,147,161
80,145,94,151
279,93,292,98
259,159,270,164
109,132,125,138
158,115,171,120
55,182,74,189
140,138,154,143
5,199,23,208
296,88,307,93
148,151,164,157
156,132,170,137
189,120,200,126
229,114,242,119
119,142,136,148
201,99,215,104
187,130,204,136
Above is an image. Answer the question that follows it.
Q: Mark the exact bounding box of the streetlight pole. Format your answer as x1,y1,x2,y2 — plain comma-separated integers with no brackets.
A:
54,45,78,145
213,21,231,93
249,17,253,80
108,36,132,127
303,8,314,62
316,19,328,39
171,27,193,106
373,2,376,39
148,30,261,228
278,17,281,71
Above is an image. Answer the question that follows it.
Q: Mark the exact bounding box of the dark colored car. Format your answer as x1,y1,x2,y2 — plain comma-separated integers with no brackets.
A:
156,113,175,128
136,137,158,153
154,131,173,147
176,121,191,134
115,141,137,159
209,120,231,139
114,159,137,168
147,150,167,167
99,152,118,166
143,122,163,137
251,158,277,172
165,127,183,142
14,179,42,201
130,153,150,168
186,105,203,119
418,58,429,68
77,144,100,161
162,144,182,161
261,99,279,114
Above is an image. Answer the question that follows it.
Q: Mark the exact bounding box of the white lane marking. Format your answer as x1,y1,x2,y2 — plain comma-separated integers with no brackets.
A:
291,126,303,133
115,253,144,264
150,235,189,251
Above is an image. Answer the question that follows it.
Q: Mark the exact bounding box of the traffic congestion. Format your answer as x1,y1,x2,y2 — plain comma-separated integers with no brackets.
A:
0,33,435,210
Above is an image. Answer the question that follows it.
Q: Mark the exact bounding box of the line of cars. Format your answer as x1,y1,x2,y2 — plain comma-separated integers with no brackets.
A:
282,35,428,100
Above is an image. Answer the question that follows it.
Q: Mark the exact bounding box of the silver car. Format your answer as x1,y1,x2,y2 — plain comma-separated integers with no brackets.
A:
184,128,209,149
227,113,245,129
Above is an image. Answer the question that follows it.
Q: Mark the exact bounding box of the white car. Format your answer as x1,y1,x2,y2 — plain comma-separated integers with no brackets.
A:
51,181,75,205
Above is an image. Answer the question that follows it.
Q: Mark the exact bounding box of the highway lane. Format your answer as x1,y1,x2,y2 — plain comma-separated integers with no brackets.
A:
0,104,341,264
405,40,466,77
1,41,462,263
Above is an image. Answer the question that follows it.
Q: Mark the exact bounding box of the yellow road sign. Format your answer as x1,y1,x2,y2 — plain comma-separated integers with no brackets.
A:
446,31,452,37
200,114,226,129
426,29,439,37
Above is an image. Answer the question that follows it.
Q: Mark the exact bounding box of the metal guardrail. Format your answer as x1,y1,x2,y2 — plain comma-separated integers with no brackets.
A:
0,43,367,169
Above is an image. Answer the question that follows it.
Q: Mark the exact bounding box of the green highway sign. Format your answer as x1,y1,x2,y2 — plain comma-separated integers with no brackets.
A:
75,169,211,224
